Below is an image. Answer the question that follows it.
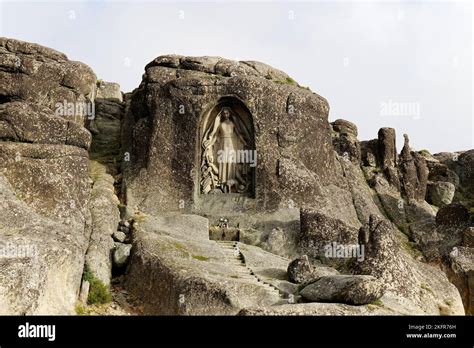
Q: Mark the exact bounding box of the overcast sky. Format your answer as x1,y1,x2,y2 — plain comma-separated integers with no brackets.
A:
0,0,472,153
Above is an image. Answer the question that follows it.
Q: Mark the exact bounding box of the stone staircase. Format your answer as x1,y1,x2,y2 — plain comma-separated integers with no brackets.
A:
216,241,283,300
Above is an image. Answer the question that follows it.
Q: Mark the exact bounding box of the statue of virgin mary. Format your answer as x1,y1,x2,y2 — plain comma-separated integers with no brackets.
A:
201,107,249,193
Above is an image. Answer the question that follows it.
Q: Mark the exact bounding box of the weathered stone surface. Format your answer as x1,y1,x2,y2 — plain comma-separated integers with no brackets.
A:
299,208,358,265
376,128,400,189
336,156,384,226
122,54,334,216
352,215,419,296
124,214,287,314
299,275,384,305
436,203,469,226
331,121,361,163
85,161,120,285
331,119,358,137
445,247,474,314
287,255,339,285
0,101,91,150
0,175,88,314
426,181,455,207
113,243,132,268
113,231,126,243
0,37,96,123
360,139,378,167
378,128,397,169
0,38,97,315
463,227,474,247
0,142,90,223
351,215,464,314
96,81,122,102
399,134,429,201
238,302,396,315
427,161,459,186
0,38,471,317
435,150,474,209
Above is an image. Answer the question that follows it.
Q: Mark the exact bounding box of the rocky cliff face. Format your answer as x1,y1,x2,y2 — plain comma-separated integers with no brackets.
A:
0,38,96,314
122,55,336,217
0,38,472,316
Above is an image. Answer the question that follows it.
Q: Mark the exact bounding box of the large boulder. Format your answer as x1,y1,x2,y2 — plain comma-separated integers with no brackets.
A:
287,255,339,285
96,81,122,102
463,227,474,247
0,101,91,149
435,203,470,226
122,55,335,216
434,150,474,207
124,214,289,314
0,37,96,123
299,275,384,305
331,119,361,163
351,215,464,314
445,247,474,315
0,38,97,314
298,208,359,266
0,175,89,314
377,127,397,169
399,134,428,201
426,181,455,207
331,119,358,137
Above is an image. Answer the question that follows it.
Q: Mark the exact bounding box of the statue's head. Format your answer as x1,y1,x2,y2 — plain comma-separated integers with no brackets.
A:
221,107,231,120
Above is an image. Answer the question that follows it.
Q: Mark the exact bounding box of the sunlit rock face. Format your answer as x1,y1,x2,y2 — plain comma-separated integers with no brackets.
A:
122,55,336,217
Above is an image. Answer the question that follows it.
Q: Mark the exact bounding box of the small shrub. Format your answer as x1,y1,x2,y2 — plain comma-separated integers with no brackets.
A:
83,266,112,305
75,303,87,315
419,149,431,157
87,278,112,305
371,298,383,306
192,255,209,261
372,167,382,174
285,77,297,85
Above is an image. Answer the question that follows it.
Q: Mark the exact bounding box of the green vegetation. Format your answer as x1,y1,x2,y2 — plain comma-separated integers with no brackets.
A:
133,211,147,222
398,225,408,235
192,255,210,262
444,298,454,307
402,238,423,259
371,298,384,306
372,167,382,174
421,282,435,296
83,266,112,305
265,72,273,80
419,149,431,157
172,242,187,251
285,77,297,85
75,303,87,315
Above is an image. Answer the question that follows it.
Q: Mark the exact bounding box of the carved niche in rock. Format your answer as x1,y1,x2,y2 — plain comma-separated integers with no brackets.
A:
199,98,255,196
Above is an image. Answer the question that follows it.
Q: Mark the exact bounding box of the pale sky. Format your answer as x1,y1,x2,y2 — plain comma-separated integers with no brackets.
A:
0,0,472,153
